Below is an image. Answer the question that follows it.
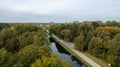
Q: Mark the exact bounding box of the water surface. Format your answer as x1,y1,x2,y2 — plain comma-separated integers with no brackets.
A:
49,38,86,67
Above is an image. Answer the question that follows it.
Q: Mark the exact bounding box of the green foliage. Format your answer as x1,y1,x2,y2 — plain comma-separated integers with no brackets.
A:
49,21,120,66
30,54,69,67
74,34,85,51
13,45,51,67
106,55,116,67
0,23,10,30
12,63,23,67
48,22,58,34
0,48,11,65
97,26,120,38
88,37,105,57
106,20,120,27
5,37,20,52
0,28,14,48
61,29,71,41
0,23,69,67
14,23,39,35
109,34,120,56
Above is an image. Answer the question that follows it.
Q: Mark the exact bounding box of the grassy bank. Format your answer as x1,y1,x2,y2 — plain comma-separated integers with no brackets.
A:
51,35,91,67
83,52,108,67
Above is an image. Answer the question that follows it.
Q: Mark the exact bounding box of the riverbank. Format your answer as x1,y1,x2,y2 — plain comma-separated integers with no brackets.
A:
83,52,109,67
52,34,101,67
50,37,86,67
52,35,91,67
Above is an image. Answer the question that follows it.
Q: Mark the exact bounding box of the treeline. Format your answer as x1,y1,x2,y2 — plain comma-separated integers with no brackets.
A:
0,23,69,67
48,21,120,67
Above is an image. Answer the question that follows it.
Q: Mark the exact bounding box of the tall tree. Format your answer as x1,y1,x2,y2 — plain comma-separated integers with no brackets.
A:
74,34,85,51
61,29,71,42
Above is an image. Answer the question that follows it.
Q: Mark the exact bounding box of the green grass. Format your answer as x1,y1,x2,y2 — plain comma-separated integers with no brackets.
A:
52,36,91,67
83,52,109,67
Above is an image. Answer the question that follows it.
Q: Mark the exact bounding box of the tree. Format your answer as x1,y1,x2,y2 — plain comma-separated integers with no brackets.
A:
88,36,103,57
48,22,57,34
109,34,120,56
5,37,20,52
0,48,12,66
0,23,55,67
74,34,85,51
106,20,120,27
30,54,69,67
47,21,120,66
107,55,116,67
9,45,51,67
96,26,120,38
61,29,71,42
0,28,14,48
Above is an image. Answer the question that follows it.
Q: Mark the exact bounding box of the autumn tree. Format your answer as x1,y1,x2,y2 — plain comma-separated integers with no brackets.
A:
74,34,85,51
61,29,71,42
0,23,59,67
30,54,69,67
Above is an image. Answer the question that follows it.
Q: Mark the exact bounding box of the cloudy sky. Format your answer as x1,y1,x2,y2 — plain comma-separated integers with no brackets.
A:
0,0,120,23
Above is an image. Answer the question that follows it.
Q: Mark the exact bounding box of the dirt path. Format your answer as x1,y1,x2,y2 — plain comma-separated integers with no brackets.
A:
52,34,101,67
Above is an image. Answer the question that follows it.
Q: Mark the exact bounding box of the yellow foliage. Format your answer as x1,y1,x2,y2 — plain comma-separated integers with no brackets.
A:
10,26,15,31
97,26,120,33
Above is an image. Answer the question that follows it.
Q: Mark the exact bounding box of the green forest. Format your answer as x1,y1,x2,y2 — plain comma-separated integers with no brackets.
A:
48,21,120,67
0,23,69,67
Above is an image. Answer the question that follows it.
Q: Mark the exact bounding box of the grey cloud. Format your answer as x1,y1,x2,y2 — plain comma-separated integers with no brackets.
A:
0,0,120,22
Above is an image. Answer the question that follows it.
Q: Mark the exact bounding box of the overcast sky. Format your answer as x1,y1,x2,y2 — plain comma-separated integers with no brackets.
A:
0,0,120,23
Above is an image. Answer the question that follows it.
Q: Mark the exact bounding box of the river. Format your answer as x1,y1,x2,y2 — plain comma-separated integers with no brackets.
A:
49,38,86,67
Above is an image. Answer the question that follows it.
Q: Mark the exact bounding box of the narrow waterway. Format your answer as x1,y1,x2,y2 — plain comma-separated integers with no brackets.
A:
49,38,86,67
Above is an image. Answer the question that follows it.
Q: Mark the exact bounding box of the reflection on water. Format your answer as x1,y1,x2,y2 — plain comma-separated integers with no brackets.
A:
49,38,86,67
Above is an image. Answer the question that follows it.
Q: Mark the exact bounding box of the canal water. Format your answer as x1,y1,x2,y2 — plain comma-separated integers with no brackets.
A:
49,38,86,67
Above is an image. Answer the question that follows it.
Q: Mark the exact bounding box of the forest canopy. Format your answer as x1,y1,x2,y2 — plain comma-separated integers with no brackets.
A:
0,23,69,67
48,21,120,67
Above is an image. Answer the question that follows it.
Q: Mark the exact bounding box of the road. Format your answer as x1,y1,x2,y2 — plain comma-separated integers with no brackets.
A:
52,34,101,67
